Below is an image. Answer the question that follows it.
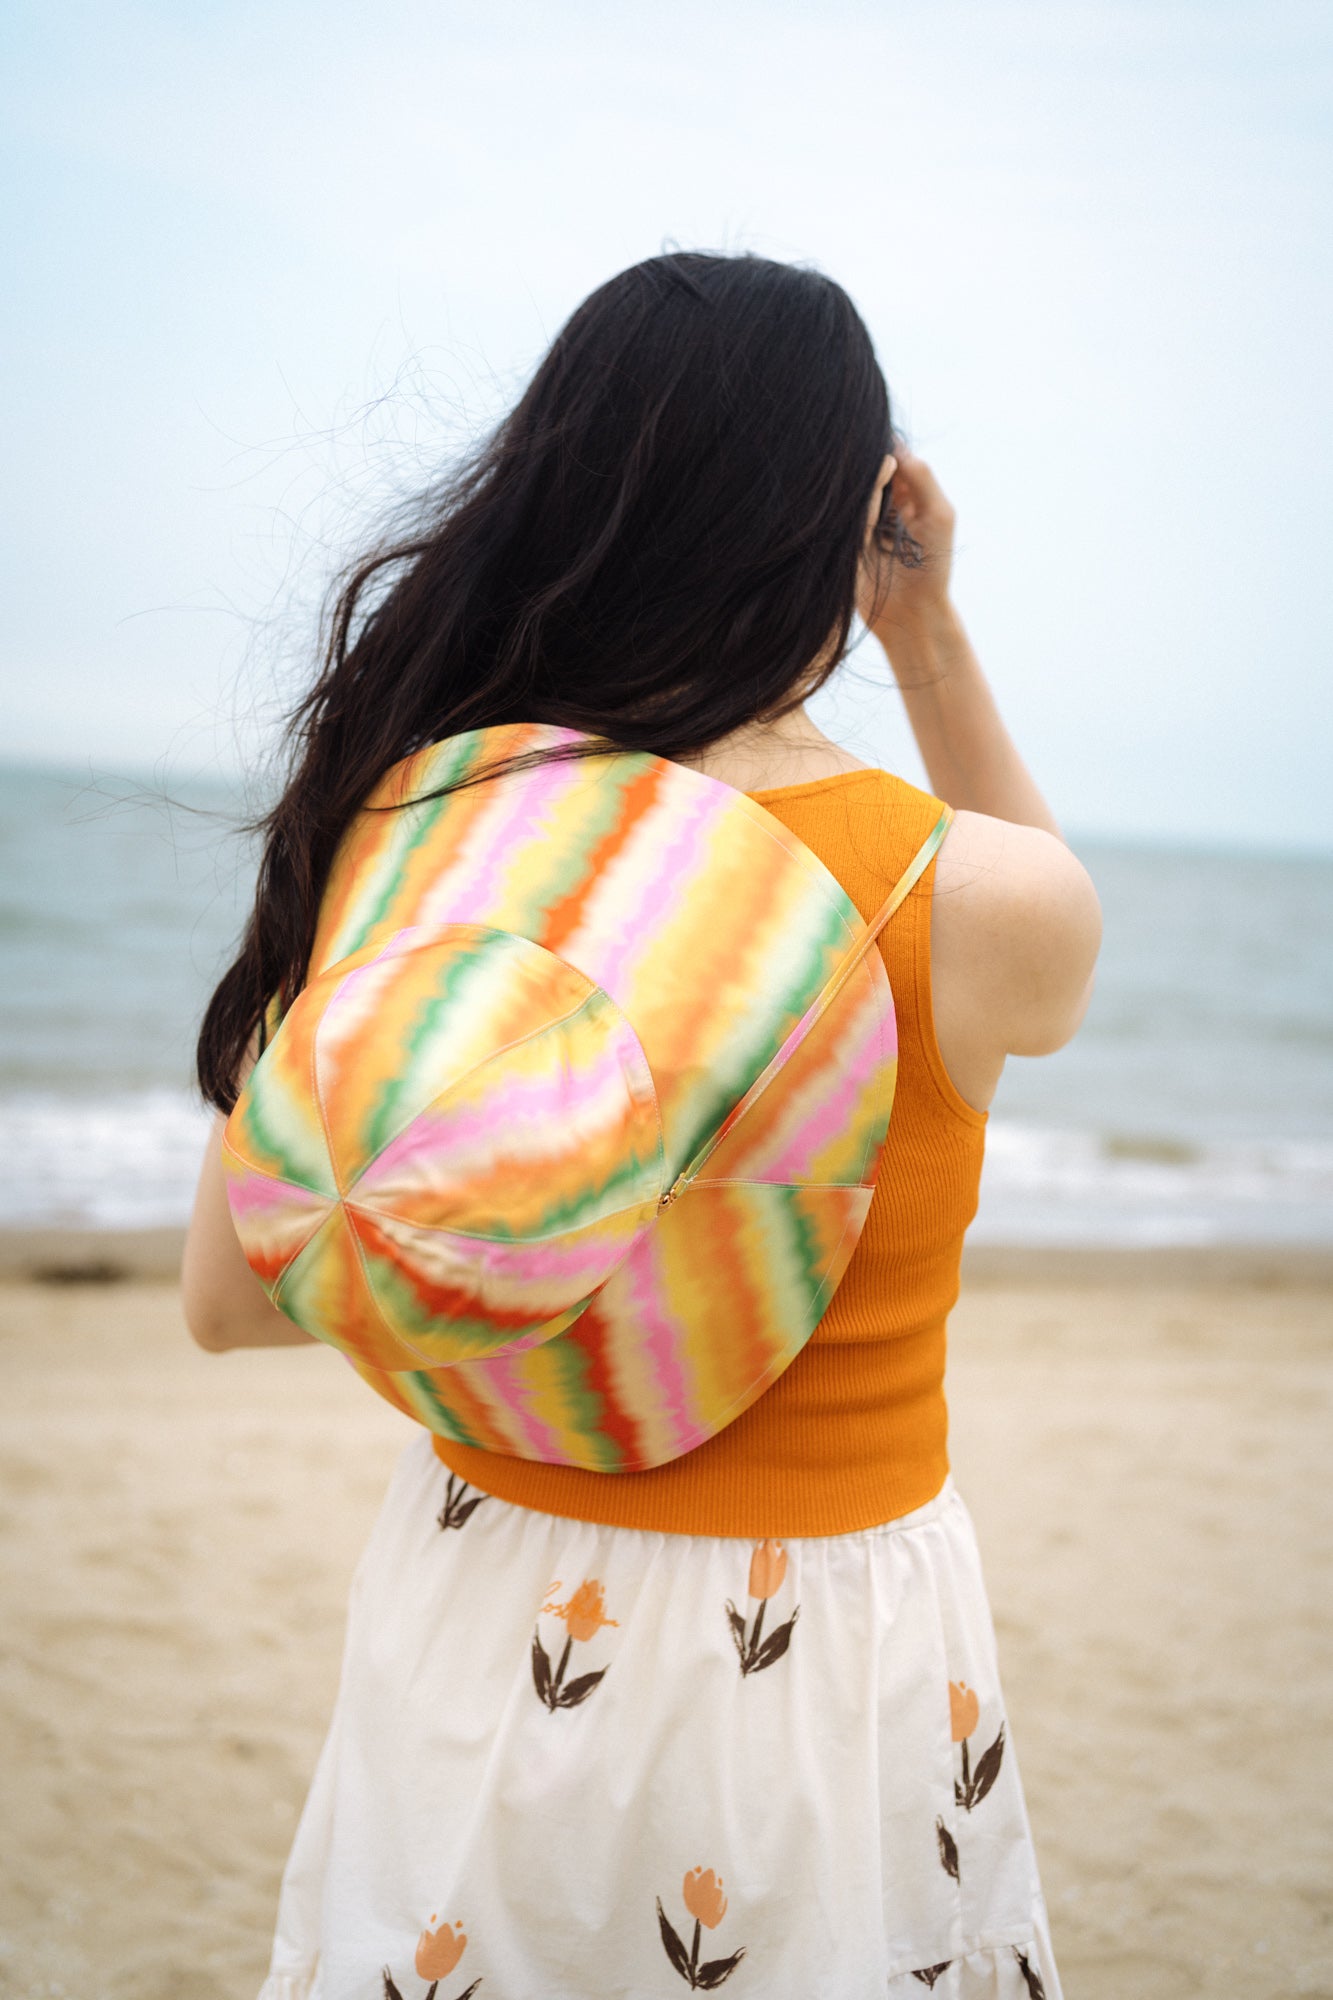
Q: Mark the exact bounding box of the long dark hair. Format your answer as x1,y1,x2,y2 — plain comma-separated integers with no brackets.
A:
198,251,910,1111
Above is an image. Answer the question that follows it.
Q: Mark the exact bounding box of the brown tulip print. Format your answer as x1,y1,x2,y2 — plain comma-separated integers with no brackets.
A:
532,1577,619,1710
437,1474,488,1531
381,1913,482,2000
909,1963,952,1989
656,1866,747,1988
725,1540,800,1677
934,1815,959,1882
949,1679,1006,1812
1013,1945,1048,1999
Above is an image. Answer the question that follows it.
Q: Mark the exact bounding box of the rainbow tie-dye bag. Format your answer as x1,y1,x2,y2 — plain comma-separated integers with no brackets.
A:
223,724,951,1472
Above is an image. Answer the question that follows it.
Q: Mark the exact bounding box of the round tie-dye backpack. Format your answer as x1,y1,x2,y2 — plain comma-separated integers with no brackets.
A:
222,723,951,1472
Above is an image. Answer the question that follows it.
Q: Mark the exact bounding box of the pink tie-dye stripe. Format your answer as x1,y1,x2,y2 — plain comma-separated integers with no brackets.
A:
611,1233,702,1457
353,1044,651,1193
756,1069,870,1182
366,1210,637,1295
585,785,731,998
471,1349,568,1461
224,1166,332,1225
419,749,587,921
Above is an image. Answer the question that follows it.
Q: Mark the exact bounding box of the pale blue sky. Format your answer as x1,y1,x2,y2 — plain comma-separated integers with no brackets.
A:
3,0,1330,847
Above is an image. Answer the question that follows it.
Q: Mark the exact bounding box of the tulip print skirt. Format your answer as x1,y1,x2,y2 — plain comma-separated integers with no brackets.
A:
258,1435,1061,2000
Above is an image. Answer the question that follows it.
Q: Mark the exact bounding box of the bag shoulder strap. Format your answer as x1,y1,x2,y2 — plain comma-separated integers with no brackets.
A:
661,805,954,1207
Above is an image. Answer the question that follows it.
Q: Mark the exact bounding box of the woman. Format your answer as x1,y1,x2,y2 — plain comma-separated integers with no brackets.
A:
185,252,1100,1999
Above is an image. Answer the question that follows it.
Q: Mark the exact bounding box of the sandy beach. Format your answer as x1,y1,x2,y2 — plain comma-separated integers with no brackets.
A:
0,1263,1330,1999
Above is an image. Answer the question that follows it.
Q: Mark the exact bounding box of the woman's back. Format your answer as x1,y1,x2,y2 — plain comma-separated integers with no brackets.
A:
431,763,987,1535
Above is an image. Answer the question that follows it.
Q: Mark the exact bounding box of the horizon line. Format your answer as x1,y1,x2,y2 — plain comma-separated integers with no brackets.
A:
1,752,1330,865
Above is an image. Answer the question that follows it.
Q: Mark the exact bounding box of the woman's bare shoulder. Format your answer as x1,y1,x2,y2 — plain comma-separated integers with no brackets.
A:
932,808,1103,1063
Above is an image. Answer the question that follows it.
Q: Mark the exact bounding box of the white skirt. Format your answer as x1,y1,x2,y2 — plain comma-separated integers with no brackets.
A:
259,1434,1060,2000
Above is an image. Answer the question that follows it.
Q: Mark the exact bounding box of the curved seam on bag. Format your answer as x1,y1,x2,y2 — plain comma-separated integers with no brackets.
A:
669,810,946,1198
307,1009,432,1359
269,1203,343,1316
383,923,670,1195
324,933,665,1200
676,1175,869,1193
219,1138,338,1209
342,1190,664,1243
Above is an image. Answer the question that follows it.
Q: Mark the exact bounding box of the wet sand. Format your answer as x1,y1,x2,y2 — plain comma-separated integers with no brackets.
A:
0,1269,1329,1998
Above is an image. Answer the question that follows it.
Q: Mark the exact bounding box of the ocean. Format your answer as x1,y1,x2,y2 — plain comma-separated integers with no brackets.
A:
2,762,1331,1247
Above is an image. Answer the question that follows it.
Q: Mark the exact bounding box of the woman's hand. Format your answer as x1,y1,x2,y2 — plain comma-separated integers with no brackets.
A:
853,447,1065,840
858,450,957,642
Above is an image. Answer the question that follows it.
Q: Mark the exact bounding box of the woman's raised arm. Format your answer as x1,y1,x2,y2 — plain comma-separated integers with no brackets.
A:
863,452,1103,1100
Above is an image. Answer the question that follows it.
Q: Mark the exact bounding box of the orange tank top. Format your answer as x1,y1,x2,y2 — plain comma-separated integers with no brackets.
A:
433,767,988,1537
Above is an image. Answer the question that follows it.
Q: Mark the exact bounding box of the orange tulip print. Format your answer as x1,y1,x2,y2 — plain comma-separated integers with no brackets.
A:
381,1913,481,2000
747,1539,787,1600
725,1541,800,1677
544,1576,620,1643
949,1680,979,1743
415,1917,467,1980
657,1862,747,1988
682,1866,727,1929
532,1577,619,1710
948,1679,1007,1814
